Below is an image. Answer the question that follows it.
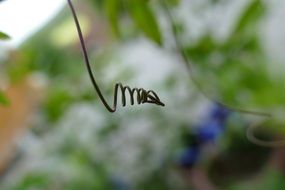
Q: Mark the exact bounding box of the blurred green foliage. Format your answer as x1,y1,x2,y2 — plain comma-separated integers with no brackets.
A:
2,0,285,190
126,0,162,45
183,0,278,108
0,31,10,105
0,90,10,106
98,0,180,44
0,31,10,40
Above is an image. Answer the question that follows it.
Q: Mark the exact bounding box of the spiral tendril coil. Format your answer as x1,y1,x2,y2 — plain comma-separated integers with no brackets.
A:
67,0,165,113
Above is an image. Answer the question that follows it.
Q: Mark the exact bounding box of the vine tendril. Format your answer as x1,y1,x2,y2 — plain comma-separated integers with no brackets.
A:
67,0,285,146
67,0,165,113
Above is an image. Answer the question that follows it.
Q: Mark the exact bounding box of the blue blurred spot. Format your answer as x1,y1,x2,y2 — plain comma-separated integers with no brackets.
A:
210,104,230,123
177,104,231,169
178,147,200,168
197,119,224,143
110,176,130,190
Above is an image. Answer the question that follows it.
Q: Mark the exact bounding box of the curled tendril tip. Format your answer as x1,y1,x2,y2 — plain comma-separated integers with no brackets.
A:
67,0,165,113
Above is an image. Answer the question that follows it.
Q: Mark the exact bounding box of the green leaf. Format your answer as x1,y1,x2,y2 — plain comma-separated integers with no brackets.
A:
44,88,73,122
166,0,180,6
105,0,122,36
0,91,10,106
91,0,104,8
233,0,265,35
0,31,10,40
127,0,162,45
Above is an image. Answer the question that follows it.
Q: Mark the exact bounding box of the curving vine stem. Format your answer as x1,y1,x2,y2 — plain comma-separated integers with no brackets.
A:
67,0,165,113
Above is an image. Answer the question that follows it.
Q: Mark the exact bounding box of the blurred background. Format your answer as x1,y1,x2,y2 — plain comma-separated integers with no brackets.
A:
1,0,285,189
